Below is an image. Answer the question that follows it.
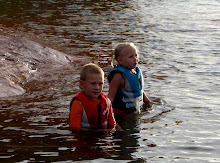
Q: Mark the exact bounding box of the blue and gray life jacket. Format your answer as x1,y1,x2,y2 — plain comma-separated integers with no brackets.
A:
107,65,144,111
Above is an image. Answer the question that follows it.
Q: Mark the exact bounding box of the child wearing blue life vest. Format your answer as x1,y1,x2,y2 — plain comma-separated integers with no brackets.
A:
107,42,154,113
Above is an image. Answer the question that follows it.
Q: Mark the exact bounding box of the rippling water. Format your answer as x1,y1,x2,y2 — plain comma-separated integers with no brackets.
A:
0,0,220,162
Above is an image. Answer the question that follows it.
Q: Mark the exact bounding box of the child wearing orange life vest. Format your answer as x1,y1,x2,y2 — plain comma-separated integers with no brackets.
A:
69,63,116,131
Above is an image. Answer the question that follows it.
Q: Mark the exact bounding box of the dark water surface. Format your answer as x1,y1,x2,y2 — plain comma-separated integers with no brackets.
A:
0,0,220,162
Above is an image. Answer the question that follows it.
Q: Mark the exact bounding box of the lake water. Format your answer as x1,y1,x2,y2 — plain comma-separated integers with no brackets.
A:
0,0,220,162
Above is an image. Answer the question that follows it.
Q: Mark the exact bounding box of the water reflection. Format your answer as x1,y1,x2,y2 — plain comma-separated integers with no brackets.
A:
71,131,116,160
70,114,141,161
0,109,146,161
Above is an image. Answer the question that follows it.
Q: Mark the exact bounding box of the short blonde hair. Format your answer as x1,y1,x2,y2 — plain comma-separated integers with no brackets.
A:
111,42,138,67
80,63,104,81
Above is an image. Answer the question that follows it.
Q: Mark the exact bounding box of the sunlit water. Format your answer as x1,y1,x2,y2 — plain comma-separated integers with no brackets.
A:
0,0,220,162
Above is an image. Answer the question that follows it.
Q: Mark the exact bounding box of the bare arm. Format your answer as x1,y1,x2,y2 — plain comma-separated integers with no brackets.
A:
143,91,153,104
107,72,124,102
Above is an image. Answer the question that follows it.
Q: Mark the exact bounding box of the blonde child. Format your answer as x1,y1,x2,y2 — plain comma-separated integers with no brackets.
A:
69,63,116,131
107,42,153,113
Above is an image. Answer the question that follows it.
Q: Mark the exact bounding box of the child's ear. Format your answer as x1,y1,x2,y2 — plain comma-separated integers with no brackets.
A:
79,80,84,90
117,56,122,65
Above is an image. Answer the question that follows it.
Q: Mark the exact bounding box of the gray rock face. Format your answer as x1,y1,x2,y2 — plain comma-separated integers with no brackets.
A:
0,32,74,97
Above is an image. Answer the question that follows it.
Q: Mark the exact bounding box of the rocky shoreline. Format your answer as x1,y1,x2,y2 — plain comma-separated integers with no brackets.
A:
0,29,76,98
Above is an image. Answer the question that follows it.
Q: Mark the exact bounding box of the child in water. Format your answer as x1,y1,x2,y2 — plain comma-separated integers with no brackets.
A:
107,42,153,113
69,63,116,131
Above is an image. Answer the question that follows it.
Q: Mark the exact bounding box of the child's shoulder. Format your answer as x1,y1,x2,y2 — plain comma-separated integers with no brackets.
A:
70,98,82,112
107,67,124,81
108,70,124,82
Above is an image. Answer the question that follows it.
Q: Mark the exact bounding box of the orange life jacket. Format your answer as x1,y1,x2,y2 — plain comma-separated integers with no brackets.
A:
70,91,111,129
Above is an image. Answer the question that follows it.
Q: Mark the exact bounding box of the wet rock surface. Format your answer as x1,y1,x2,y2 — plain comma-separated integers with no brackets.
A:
0,30,75,98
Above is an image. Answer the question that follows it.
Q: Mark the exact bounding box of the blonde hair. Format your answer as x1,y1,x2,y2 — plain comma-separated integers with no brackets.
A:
80,63,104,81
111,42,138,67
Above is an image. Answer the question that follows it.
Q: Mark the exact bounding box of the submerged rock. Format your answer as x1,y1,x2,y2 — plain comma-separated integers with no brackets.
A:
0,31,74,98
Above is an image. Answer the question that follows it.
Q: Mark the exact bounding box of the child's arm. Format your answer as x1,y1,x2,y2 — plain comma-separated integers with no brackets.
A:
107,72,124,102
69,100,83,130
107,102,116,129
143,92,154,104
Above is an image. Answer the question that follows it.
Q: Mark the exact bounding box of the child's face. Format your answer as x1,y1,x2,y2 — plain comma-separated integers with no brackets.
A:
117,46,139,70
80,73,104,100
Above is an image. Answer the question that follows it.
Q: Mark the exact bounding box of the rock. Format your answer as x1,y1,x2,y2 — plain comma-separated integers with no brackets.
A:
0,31,73,98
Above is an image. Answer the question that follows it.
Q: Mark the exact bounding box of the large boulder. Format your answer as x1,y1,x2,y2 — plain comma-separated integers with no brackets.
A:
0,32,73,98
